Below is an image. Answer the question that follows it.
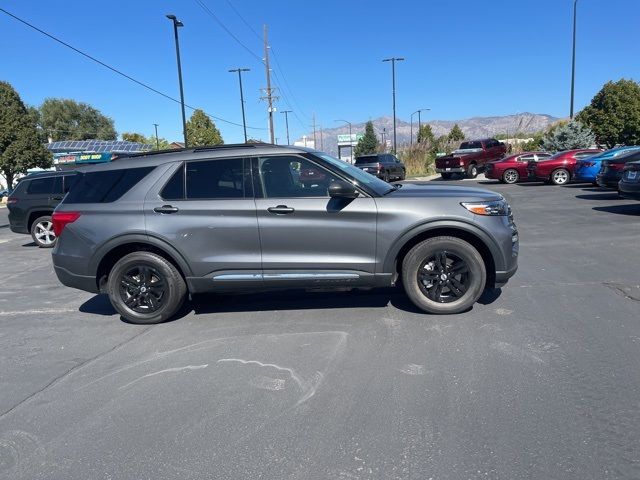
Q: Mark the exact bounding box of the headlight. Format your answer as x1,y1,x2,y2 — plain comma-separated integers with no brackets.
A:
461,199,510,216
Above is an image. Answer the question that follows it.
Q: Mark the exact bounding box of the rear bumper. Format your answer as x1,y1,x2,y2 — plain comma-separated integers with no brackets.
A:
54,265,99,294
435,167,464,173
619,182,640,200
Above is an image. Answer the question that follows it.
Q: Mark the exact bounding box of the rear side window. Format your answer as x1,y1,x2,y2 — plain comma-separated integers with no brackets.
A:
161,164,185,200
65,167,154,203
63,174,79,193
186,158,247,199
26,177,55,195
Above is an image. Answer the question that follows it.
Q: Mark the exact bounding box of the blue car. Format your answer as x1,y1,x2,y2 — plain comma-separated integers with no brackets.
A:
574,146,640,183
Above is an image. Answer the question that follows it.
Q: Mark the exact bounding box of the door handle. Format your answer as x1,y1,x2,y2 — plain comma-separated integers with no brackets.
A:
50,196,63,201
267,205,295,215
154,205,179,214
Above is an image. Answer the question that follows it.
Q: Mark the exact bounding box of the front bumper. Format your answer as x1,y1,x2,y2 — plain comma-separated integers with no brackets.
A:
495,261,518,288
596,175,620,189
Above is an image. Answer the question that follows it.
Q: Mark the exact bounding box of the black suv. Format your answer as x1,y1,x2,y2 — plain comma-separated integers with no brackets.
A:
354,153,405,181
52,144,518,324
7,170,77,247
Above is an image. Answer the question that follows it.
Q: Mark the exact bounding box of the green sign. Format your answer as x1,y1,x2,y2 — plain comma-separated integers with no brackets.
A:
337,133,364,143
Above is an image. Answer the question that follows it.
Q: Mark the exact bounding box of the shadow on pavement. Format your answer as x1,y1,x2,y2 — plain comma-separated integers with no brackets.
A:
21,242,37,247
575,193,622,201
80,286,504,321
593,204,640,216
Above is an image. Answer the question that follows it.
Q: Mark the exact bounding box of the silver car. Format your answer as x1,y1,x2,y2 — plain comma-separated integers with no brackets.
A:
52,144,518,324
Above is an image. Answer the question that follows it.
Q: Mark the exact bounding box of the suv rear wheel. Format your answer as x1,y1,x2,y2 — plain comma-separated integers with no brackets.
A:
402,236,486,314
107,251,187,324
31,215,56,248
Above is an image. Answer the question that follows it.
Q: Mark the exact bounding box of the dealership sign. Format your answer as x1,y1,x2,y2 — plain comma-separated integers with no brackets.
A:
54,152,113,165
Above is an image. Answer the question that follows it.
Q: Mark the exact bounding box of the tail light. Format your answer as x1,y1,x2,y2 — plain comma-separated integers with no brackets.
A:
610,163,625,171
6,197,17,204
376,162,383,171
582,161,595,167
52,211,81,237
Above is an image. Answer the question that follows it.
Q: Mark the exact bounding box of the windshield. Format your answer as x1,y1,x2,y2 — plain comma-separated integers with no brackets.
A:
309,152,394,196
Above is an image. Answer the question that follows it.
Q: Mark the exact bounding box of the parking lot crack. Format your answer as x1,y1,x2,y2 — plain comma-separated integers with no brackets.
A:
0,326,154,421
604,282,640,303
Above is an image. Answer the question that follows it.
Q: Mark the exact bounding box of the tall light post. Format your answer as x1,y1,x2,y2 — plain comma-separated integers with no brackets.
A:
570,0,578,119
153,123,160,150
281,110,292,145
335,119,352,160
382,57,404,153
228,68,250,142
166,14,188,147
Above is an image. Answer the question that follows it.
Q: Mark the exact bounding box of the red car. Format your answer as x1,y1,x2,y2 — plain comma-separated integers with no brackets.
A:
485,151,552,184
527,149,603,185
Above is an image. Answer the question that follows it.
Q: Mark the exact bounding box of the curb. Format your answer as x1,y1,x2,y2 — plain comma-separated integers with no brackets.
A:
405,174,441,181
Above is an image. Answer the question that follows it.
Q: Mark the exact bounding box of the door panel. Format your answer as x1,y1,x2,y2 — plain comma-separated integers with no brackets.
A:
144,159,261,278
252,155,378,275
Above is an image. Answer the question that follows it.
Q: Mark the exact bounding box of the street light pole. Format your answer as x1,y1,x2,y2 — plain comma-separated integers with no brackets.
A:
166,14,188,148
153,123,160,150
335,119,353,161
383,57,404,153
229,68,250,142
417,108,430,140
570,0,578,119
281,110,292,145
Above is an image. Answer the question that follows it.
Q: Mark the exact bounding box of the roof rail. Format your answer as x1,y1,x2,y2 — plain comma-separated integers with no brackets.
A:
112,143,280,160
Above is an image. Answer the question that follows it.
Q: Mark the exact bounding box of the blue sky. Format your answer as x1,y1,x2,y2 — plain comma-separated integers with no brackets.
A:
1,0,639,144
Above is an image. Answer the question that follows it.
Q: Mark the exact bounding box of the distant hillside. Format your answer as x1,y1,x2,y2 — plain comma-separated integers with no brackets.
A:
300,113,561,155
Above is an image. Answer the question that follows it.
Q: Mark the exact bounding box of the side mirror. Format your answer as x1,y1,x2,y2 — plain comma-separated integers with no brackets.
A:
328,180,359,199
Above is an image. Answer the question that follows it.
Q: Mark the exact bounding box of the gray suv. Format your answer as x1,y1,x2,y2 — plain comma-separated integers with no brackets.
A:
52,144,518,324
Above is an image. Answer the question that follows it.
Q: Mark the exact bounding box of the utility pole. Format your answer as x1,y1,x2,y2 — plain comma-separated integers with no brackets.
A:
281,110,292,145
166,14,188,147
153,123,160,149
312,113,317,148
570,0,578,118
229,67,250,142
382,57,404,153
319,126,324,151
262,25,276,143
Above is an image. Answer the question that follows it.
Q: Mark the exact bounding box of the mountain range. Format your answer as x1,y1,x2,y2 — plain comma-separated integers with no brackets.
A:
297,113,561,155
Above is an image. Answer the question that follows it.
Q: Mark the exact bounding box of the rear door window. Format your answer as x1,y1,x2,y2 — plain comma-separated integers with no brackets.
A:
185,158,249,199
65,167,155,203
26,177,55,195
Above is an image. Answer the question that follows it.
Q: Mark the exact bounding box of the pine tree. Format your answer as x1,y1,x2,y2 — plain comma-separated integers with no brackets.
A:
540,120,595,151
417,124,435,145
448,124,465,143
353,121,378,158
186,109,223,146
0,82,51,188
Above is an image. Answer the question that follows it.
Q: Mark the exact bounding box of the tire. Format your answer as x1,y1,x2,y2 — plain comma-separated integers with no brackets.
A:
550,168,570,185
441,173,453,180
30,215,56,248
466,163,478,179
383,171,390,182
107,251,187,324
502,168,520,184
402,236,486,315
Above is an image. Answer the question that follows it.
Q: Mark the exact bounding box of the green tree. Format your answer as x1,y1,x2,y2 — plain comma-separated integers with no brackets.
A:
353,121,378,157
540,120,595,151
121,132,147,143
577,79,640,148
0,82,52,188
448,124,465,143
122,132,170,150
186,109,223,146
38,98,117,141
417,124,435,144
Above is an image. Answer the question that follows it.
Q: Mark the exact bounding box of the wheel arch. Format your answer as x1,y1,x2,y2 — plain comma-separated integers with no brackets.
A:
92,234,193,292
27,210,54,231
385,221,501,289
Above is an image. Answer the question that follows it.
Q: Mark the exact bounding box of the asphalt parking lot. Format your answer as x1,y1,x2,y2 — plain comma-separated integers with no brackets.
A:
1,177,640,480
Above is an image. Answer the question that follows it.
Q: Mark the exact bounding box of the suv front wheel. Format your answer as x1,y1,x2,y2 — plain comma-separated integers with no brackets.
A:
107,251,187,324
402,236,486,314
31,215,56,248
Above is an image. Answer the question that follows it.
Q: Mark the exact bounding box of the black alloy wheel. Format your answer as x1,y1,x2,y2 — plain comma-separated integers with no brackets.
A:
417,251,470,303
119,265,166,313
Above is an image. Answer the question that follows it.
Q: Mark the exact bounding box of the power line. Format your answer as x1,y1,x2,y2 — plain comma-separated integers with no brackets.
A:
0,7,265,131
224,0,262,41
270,46,310,121
193,0,262,63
